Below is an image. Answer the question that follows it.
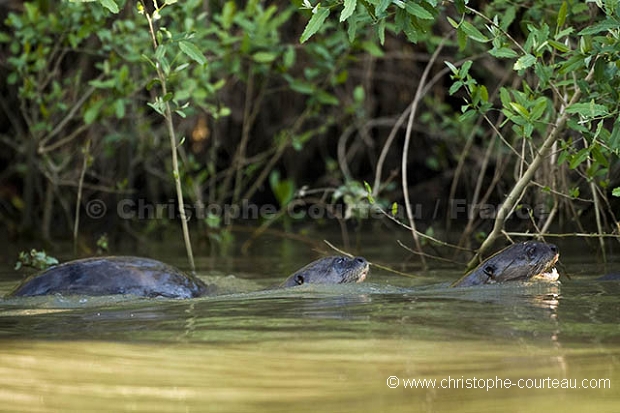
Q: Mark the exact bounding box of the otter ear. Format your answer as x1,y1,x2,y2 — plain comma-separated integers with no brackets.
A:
295,274,305,285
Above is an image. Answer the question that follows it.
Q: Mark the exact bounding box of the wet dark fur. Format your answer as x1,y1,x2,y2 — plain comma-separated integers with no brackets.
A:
280,256,369,287
8,257,209,298
8,255,369,298
452,241,559,287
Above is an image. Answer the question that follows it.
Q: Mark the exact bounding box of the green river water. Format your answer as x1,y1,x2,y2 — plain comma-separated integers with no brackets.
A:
0,235,618,412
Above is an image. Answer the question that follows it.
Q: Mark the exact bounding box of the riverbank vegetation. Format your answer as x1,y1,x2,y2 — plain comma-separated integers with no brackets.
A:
0,0,618,267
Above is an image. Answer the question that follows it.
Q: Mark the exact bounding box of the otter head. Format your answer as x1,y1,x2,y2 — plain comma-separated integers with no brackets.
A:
453,241,560,287
282,256,369,287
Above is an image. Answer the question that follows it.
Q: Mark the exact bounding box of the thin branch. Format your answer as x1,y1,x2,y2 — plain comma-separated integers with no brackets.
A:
503,231,620,239
401,41,446,269
323,239,422,278
74,138,91,255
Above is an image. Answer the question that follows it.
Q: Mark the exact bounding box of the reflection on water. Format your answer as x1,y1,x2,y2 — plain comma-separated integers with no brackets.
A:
0,258,619,412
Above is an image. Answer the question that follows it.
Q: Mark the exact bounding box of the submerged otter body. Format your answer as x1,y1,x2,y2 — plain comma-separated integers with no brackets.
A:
8,255,370,299
452,241,559,287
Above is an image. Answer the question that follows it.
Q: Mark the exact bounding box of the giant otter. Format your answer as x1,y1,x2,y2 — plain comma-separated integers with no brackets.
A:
7,255,370,299
451,241,559,287
281,256,369,287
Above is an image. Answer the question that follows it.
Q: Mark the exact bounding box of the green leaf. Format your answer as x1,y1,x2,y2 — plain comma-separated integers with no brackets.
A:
179,41,207,65
609,122,620,154
377,19,386,45
147,101,165,115
569,147,590,169
375,0,392,16
459,109,477,123
353,85,365,103
269,171,295,207
141,54,157,70
89,78,116,89
565,101,609,117
578,19,620,35
405,2,434,20
459,60,472,77
513,53,536,70
300,7,330,43
454,0,466,14
146,78,160,91
448,81,463,95
460,20,489,42
612,187,620,197
569,187,580,198
456,26,468,50
446,16,459,29
361,41,384,57
530,98,548,121
445,61,458,75
221,1,236,30
500,6,516,30
509,102,529,118
548,40,569,53
99,0,119,13
84,100,105,125
391,202,398,216
114,99,125,119
363,181,375,204
284,74,314,94
174,63,190,73
282,46,295,69
252,51,278,63
499,88,511,107
489,47,518,58
557,1,567,30
340,0,357,22
347,11,358,41
314,90,339,105
478,85,488,102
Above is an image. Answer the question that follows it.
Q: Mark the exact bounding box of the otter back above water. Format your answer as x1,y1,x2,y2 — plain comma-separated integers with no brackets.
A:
8,257,210,299
7,255,370,299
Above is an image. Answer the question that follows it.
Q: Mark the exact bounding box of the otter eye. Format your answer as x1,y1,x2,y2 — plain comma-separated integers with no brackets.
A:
295,275,305,285
525,245,536,259
334,257,345,265
483,265,495,279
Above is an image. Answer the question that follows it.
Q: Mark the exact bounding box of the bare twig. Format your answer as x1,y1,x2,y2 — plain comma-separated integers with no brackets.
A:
401,41,446,269
504,231,620,239
323,240,421,278
74,138,91,255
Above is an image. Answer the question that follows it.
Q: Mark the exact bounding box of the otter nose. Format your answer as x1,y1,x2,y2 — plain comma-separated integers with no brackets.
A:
355,257,367,266
549,244,559,254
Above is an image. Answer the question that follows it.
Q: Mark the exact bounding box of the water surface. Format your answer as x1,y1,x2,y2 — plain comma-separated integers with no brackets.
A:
0,237,618,412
